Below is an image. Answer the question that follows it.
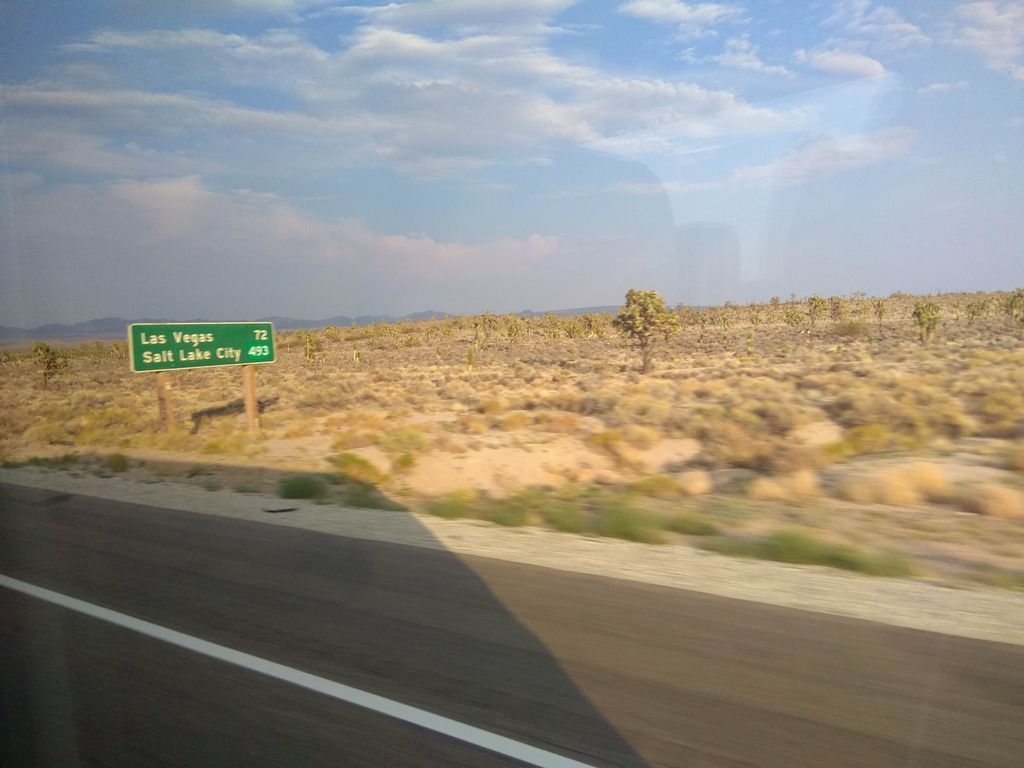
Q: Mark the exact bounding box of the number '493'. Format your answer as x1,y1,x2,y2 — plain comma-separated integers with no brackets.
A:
248,345,270,356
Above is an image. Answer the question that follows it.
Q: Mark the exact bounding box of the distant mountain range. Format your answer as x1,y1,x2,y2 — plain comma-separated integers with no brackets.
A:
0,306,621,341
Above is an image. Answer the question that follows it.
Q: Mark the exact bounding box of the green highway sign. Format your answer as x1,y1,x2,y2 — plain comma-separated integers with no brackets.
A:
129,322,276,373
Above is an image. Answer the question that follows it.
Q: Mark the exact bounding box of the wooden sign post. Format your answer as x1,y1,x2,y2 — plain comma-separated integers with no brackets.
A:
155,371,175,433
128,322,276,433
242,364,259,432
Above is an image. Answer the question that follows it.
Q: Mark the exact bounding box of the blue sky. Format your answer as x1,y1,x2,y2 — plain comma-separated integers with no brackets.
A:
1,0,1022,325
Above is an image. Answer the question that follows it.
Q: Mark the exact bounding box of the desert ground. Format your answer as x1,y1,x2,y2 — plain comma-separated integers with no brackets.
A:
3,290,1023,590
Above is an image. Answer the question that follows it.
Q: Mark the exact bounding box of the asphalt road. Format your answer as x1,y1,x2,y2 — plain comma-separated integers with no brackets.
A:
1,482,1022,767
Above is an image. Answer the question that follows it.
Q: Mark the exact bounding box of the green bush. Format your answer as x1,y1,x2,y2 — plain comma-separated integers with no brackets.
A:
379,426,429,456
278,475,327,500
341,483,404,511
392,452,417,472
666,512,719,536
834,320,870,338
105,453,128,473
424,489,477,519
478,498,531,527
594,495,666,543
630,474,683,498
701,529,915,576
332,452,386,485
540,500,589,533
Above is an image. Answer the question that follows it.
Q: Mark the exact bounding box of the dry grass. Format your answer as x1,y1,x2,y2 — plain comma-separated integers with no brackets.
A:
678,469,712,496
4,289,1024,586
956,484,1024,518
836,463,948,506
747,470,820,502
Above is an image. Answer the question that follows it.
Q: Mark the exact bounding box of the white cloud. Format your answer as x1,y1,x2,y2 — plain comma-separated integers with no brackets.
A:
125,0,330,16
67,27,329,61
339,0,579,34
918,80,968,94
824,0,930,52
12,8,805,179
618,0,744,38
951,1,1024,81
601,127,913,194
713,36,792,75
2,176,573,322
731,127,914,185
794,47,887,77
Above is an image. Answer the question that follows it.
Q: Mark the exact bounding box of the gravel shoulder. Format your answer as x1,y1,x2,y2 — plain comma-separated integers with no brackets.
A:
4,465,1024,647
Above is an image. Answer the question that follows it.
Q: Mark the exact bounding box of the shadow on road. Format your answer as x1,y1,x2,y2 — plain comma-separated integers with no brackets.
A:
0,481,649,767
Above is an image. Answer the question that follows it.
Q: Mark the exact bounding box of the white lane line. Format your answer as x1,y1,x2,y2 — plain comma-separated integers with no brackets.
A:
0,574,596,768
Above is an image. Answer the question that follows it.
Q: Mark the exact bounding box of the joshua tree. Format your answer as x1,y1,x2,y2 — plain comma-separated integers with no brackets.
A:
1004,289,1024,325
783,305,805,329
965,298,988,325
872,298,887,333
613,289,679,374
31,342,68,388
912,301,940,344
806,295,827,327
827,296,846,323
747,303,765,327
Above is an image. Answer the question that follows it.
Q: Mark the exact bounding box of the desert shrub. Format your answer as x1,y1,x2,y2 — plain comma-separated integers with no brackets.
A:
903,463,949,500
969,386,1024,437
22,420,70,445
478,498,532,527
278,475,327,499
540,501,589,533
666,512,718,536
965,566,1024,591
701,530,915,577
456,414,490,434
200,434,248,456
585,429,623,455
678,469,712,496
332,430,378,450
698,421,772,469
834,320,870,338
392,452,417,472
836,465,947,506
612,393,672,426
767,443,831,474
104,453,128,473
331,452,386,485
836,476,877,504
826,424,894,457
956,484,1023,518
622,424,662,449
533,410,581,432
476,398,505,415
283,423,315,439
593,494,666,543
873,472,922,506
747,470,819,502
497,411,532,430
1007,445,1024,473
340,483,404,511
424,488,478,519
630,474,683,498
379,426,429,456
837,470,919,506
